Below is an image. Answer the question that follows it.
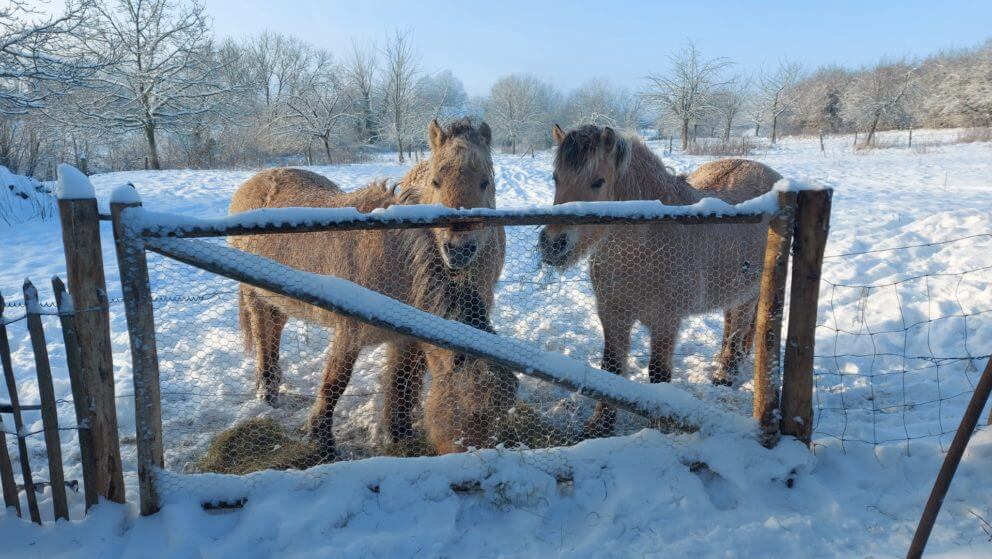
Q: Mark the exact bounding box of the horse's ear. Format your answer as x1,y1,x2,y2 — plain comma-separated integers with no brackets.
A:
428,119,446,151
601,127,617,152
478,121,492,146
552,124,566,145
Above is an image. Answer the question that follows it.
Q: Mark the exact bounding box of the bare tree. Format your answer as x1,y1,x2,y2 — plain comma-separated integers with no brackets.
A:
843,60,917,146
281,50,356,163
72,0,229,169
710,75,750,141
758,60,803,143
0,0,100,114
378,30,422,163
643,42,730,150
344,40,379,144
484,74,552,154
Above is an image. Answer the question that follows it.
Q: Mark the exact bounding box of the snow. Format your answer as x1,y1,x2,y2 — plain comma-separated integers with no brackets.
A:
55,164,94,200
2,129,992,556
0,166,55,226
109,183,141,205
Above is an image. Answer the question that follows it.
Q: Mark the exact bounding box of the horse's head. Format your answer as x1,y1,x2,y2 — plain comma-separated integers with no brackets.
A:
417,118,496,270
539,124,632,269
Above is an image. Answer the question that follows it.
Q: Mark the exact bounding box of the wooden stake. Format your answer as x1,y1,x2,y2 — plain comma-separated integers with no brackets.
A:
24,280,69,521
907,357,992,559
0,292,41,523
111,198,164,516
0,297,20,517
53,277,99,511
753,191,797,445
781,189,833,446
58,190,125,503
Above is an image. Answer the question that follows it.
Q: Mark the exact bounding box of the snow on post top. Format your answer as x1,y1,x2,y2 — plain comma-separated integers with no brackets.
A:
773,178,827,192
56,163,95,200
111,183,142,205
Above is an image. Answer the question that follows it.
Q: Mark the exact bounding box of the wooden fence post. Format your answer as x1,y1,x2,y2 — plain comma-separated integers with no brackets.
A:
781,189,832,446
753,191,797,445
111,190,164,516
0,295,21,517
0,292,41,523
53,276,99,510
23,280,69,521
56,164,125,503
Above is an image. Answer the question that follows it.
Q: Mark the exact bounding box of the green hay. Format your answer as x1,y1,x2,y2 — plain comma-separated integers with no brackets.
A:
195,418,325,475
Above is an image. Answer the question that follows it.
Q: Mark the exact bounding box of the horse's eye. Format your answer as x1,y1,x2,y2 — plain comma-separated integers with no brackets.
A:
432,179,440,188
480,179,489,190
591,178,605,189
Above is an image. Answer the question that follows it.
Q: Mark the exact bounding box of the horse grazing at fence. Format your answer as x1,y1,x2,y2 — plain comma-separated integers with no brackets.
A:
229,118,512,457
538,124,781,437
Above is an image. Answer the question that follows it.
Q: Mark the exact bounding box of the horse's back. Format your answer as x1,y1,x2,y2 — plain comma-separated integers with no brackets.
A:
686,159,781,205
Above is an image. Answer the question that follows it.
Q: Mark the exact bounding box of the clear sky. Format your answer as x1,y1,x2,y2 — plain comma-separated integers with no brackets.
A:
201,0,990,95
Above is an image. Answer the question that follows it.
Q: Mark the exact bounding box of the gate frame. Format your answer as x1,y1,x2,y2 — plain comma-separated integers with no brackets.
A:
103,179,830,516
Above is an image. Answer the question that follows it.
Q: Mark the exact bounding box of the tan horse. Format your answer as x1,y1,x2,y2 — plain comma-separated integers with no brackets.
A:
538,124,781,436
229,118,511,457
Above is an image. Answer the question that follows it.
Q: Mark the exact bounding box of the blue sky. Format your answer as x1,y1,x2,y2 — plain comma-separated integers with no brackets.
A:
202,0,990,95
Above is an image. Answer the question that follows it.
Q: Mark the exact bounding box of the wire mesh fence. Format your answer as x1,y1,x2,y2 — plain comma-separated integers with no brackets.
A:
131,213,771,493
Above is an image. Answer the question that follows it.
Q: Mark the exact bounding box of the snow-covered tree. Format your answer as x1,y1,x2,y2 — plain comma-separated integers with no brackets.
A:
0,0,99,114
281,51,356,164
757,60,803,143
843,60,916,145
343,40,379,144
378,30,423,163
484,74,553,154
709,75,750,141
643,42,729,149
72,0,230,169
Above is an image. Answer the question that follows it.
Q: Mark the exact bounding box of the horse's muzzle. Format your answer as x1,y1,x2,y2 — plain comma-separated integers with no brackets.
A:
538,228,570,267
442,238,478,269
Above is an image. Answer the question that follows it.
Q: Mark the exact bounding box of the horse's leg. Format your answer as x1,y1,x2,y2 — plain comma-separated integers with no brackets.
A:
381,341,426,443
308,329,360,460
245,290,288,405
648,321,679,384
586,311,634,438
714,299,758,386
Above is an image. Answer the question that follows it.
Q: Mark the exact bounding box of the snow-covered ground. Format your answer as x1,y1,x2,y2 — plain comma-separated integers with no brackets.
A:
3,129,992,557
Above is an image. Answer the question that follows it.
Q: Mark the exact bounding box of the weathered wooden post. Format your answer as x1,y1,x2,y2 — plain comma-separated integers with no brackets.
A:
0,295,21,517
753,191,797,444
56,164,126,504
53,276,99,510
0,292,41,523
111,185,164,516
23,280,69,521
781,189,832,446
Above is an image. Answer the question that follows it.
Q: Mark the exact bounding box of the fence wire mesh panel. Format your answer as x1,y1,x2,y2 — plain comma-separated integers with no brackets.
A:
812,238,992,450
141,217,769,492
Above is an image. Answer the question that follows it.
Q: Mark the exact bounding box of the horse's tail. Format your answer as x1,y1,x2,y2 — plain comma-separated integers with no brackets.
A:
238,285,255,355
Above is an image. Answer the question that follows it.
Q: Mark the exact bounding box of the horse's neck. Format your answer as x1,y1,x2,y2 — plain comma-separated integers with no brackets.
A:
618,146,703,205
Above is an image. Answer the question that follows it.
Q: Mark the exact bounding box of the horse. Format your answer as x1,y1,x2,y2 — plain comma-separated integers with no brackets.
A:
229,118,511,457
538,124,781,437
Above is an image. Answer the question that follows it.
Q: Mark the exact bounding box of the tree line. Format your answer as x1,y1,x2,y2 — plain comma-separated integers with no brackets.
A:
1,0,990,178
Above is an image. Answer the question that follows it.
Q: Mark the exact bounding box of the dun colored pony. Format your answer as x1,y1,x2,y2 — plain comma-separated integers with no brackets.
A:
539,124,781,437
229,118,513,457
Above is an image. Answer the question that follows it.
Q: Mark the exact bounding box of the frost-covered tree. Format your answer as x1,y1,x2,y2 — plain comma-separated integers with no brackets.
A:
643,42,729,149
563,78,642,131
72,0,229,169
0,0,99,114
484,73,553,154
343,41,379,144
281,51,356,164
843,60,916,145
378,30,423,163
757,60,803,143
709,75,750,141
